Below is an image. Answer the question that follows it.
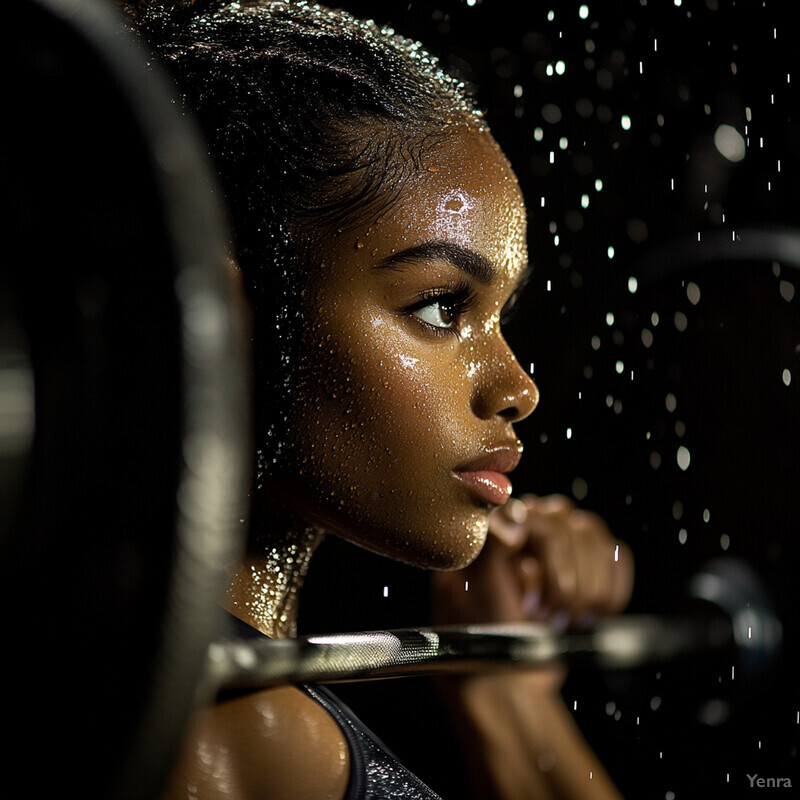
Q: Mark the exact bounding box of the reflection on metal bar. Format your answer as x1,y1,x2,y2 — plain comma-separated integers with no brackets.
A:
208,612,734,693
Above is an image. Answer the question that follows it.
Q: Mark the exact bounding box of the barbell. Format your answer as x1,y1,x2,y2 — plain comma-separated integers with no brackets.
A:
6,2,249,799
5,2,795,800
209,556,781,693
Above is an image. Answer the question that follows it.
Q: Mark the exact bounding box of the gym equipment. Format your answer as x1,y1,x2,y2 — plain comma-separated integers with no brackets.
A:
5,2,250,799
209,557,782,692
4,3,792,800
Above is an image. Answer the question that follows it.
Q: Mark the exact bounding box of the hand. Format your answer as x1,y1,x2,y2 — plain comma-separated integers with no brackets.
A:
431,495,632,799
432,493,634,632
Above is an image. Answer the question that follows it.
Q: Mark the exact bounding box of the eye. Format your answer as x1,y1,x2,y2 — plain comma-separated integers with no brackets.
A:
413,300,456,329
406,281,477,336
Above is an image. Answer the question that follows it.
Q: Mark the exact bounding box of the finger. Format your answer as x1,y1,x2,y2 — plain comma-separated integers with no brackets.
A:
499,496,529,524
521,493,575,516
569,509,636,620
518,555,544,618
515,498,582,620
517,495,578,553
573,527,633,619
510,506,566,553
605,539,635,614
487,505,527,549
568,513,605,622
536,525,579,624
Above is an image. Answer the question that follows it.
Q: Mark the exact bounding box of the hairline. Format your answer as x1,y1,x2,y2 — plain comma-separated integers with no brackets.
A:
289,114,487,259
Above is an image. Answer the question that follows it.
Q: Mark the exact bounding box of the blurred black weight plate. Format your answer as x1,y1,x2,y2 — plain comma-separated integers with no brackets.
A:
3,1,250,798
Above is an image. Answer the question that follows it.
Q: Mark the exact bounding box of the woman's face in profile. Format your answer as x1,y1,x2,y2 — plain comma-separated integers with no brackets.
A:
271,125,539,569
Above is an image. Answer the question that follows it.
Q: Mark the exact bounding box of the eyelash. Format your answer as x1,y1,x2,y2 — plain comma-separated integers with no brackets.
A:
406,280,477,338
499,291,521,327
500,270,529,326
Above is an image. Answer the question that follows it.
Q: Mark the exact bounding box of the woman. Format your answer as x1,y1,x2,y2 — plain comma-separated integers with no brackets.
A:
122,2,634,797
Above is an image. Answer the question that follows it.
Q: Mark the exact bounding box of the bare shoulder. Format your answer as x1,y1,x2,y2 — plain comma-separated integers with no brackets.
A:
162,685,350,800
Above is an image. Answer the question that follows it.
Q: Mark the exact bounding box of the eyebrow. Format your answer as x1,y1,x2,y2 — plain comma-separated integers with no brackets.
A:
374,241,498,285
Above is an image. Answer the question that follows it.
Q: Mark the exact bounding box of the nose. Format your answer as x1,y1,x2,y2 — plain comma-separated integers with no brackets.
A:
471,336,539,422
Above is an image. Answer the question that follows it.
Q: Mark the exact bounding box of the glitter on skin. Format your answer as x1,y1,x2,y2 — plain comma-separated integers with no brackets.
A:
226,526,323,637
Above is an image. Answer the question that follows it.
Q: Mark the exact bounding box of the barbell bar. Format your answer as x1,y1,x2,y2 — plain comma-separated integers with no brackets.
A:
207,557,782,695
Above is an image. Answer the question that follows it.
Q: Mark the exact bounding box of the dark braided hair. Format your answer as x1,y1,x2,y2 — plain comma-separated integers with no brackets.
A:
120,0,484,481
121,0,481,279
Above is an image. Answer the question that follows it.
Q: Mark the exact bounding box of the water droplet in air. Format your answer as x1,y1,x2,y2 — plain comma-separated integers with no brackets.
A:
779,280,795,302
572,477,588,500
650,696,662,711
714,124,746,162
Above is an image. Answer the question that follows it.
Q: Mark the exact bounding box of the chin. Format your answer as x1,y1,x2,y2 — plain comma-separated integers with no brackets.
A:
277,471,493,571
341,509,490,572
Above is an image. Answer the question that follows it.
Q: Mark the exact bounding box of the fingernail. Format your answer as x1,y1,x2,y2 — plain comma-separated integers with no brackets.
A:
506,497,528,524
491,517,526,547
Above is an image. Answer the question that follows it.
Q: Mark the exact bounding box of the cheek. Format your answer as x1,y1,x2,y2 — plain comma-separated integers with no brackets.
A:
354,318,487,461
280,315,488,568
293,317,464,469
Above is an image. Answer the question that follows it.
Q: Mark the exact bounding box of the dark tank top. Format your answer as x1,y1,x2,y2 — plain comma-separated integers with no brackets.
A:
225,614,443,800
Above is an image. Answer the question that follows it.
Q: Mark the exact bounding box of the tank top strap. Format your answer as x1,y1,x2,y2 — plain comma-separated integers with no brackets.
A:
300,683,442,800
221,613,443,799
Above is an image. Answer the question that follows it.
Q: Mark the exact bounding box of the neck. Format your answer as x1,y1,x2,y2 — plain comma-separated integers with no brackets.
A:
224,520,325,639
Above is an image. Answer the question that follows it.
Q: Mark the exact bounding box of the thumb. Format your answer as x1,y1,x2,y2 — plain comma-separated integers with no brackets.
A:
487,499,529,550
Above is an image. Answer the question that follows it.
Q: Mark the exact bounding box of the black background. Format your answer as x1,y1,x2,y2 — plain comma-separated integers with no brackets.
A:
297,2,800,798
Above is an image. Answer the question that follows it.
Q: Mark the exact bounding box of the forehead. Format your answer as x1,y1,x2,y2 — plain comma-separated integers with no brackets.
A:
383,126,527,279
314,125,528,285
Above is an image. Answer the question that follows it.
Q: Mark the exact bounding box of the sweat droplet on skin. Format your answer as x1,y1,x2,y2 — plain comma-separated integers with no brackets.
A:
398,354,419,369
483,312,501,334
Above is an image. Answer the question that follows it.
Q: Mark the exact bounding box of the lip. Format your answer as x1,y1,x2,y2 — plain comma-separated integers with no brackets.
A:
453,446,522,506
